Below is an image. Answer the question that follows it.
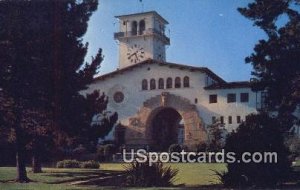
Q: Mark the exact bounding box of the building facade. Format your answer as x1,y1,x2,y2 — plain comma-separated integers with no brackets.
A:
86,11,264,150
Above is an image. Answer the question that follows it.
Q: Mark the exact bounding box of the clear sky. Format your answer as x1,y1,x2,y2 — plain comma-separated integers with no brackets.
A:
83,0,267,82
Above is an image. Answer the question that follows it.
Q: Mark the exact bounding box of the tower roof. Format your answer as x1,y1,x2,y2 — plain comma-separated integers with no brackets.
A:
115,11,168,24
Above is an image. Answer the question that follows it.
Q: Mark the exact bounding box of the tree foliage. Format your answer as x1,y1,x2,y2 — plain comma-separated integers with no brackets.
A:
238,0,300,129
0,0,116,181
222,114,290,188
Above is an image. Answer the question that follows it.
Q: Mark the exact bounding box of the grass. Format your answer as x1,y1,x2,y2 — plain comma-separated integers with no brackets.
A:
99,163,227,185
0,163,226,189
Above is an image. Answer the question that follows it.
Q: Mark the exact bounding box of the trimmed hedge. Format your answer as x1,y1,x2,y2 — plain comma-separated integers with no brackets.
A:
56,159,100,169
56,159,80,168
80,160,100,169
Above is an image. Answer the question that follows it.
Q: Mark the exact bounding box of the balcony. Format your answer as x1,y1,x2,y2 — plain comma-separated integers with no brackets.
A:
114,28,170,45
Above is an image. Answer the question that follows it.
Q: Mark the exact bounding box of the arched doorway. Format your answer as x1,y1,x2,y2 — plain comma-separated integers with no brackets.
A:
125,92,208,150
150,107,184,151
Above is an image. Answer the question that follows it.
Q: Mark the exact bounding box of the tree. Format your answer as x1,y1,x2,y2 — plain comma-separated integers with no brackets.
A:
221,114,290,188
238,0,300,130
207,120,226,152
0,0,117,181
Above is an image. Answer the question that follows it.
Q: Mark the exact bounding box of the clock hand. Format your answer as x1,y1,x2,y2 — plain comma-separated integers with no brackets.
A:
128,52,137,59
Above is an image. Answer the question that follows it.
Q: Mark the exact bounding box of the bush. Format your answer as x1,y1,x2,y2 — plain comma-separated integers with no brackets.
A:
80,160,100,169
97,145,105,161
285,135,300,160
97,144,117,161
56,159,81,168
124,162,178,187
196,142,207,152
104,144,116,161
221,114,291,188
168,144,182,153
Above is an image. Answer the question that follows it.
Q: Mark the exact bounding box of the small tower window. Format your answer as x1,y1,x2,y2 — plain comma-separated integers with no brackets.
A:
139,20,145,35
175,77,181,88
150,79,156,90
158,78,164,89
183,76,190,87
132,21,137,36
142,79,148,90
166,77,172,89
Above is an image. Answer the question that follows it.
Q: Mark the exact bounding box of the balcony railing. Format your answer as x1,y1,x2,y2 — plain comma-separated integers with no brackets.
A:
114,28,170,44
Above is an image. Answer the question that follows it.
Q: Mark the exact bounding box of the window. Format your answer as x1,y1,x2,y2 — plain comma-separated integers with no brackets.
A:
227,93,236,103
183,76,190,87
220,116,224,124
139,20,145,35
150,79,156,90
131,21,137,35
240,93,249,102
261,91,268,109
228,116,232,124
209,94,217,103
175,77,181,88
158,78,164,89
142,79,148,90
195,98,198,104
113,91,124,103
237,116,241,123
212,116,216,124
166,77,172,88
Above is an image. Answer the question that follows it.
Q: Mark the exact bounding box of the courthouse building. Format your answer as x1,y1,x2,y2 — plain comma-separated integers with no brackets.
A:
86,11,264,150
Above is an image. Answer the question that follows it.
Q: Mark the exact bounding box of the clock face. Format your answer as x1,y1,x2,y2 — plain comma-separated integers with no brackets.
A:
127,44,145,63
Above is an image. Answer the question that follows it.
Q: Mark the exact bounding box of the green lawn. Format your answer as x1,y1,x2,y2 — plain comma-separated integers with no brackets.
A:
0,163,226,190
100,163,227,186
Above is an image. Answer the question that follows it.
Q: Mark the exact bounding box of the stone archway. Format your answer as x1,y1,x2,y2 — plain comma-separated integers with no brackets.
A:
124,92,207,150
150,107,183,151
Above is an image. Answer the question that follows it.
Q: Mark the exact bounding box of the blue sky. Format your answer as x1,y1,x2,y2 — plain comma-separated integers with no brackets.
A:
83,0,267,82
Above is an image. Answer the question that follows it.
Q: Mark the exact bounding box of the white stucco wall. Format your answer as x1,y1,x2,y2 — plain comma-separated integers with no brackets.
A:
86,62,260,140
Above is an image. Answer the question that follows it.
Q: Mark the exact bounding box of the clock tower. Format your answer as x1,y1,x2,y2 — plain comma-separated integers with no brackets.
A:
114,11,170,69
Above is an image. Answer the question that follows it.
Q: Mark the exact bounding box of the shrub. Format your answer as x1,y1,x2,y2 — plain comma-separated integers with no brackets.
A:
80,160,100,169
104,144,116,161
97,145,105,161
124,162,178,187
196,142,207,152
56,159,81,168
221,114,291,188
285,135,300,160
168,144,182,153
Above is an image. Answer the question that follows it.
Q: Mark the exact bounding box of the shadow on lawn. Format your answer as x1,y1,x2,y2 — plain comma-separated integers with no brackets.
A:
44,170,125,184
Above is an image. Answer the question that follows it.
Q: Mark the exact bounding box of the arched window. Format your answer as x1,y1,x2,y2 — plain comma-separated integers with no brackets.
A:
139,20,145,35
142,79,148,90
158,78,164,89
166,77,172,89
175,77,181,88
132,21,137,35
150,79,156,90
183,76,190,87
